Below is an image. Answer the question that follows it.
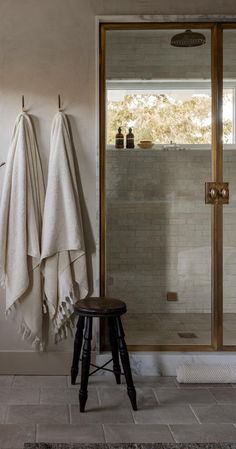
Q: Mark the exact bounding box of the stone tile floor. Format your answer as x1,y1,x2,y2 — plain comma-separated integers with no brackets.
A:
1,375,236,447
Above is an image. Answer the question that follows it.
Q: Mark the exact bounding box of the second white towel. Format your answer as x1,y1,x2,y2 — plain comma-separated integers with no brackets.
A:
41,112,88,340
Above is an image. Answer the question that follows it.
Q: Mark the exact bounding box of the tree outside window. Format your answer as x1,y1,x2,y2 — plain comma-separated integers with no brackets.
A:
106,87,233,146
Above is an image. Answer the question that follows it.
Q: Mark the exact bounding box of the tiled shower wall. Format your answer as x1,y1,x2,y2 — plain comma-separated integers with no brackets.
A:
106,30,211,80
106,30,235,80
106,149,236,314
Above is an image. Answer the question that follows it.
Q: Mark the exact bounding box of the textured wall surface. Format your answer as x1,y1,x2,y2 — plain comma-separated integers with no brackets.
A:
0,0,97,354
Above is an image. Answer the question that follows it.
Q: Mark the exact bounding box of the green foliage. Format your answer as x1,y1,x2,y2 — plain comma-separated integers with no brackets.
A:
107,93,232,145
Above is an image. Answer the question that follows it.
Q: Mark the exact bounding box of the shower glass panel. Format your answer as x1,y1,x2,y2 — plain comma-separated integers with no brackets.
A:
223,29,236,346
104,28,212,348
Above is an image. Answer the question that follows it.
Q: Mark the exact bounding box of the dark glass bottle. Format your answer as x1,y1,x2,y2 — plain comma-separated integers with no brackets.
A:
126,127,135,149
115,127,124,149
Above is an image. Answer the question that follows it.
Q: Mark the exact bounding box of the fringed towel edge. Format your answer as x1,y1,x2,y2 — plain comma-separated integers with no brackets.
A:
45,290,85,344
5,303,44,351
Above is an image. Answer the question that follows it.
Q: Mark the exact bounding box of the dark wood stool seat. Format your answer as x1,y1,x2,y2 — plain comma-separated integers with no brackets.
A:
71,296,137,413
75,297,127,317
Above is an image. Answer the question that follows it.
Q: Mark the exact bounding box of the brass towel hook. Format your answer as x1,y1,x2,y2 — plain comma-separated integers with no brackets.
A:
58,94,62,112
22,95,25,112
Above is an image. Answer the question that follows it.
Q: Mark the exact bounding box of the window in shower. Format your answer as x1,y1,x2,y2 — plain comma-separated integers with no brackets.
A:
107,82,234,145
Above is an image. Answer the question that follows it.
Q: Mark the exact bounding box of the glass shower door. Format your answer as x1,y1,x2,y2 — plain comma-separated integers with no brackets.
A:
223,27,236,347
103,26,213,349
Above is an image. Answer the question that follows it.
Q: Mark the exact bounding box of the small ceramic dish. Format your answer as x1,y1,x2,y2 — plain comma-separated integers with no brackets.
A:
138,140,154,149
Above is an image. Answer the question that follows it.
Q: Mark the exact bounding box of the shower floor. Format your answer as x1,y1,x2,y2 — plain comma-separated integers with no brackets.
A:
123,312,236,346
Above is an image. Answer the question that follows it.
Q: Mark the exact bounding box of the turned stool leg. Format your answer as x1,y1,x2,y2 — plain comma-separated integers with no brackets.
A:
108,317,121,384
115,316,137,411
79,316,93,412
71,316,85,385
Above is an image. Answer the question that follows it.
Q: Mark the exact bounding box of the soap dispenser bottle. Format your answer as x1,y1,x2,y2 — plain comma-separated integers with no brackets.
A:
115,127,124,149
126,127,135,149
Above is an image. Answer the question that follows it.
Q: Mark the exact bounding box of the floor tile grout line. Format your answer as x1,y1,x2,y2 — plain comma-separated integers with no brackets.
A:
204,388,218,403
168,423,178,443
101,423,107,443
189,403,202,424
150,387,160,405
152,388,161,404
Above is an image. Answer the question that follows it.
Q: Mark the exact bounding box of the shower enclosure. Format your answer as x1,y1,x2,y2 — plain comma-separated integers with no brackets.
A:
99,22,236,351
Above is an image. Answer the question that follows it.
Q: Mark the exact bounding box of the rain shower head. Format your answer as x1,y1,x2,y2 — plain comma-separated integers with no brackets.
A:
171,29,206,47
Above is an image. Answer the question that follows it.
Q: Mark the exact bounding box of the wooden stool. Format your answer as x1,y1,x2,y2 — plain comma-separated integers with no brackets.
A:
71,296,137,412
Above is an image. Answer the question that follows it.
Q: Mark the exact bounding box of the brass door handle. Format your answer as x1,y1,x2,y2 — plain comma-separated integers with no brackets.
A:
205,182,229,204
219,187,229,200
210,187,218,200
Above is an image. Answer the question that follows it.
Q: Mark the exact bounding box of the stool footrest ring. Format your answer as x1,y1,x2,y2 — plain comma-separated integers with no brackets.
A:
79,358,125,377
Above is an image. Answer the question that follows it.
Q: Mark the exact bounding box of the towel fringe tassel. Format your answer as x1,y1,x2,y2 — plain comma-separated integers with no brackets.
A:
5,304,43,351
46,292,76,344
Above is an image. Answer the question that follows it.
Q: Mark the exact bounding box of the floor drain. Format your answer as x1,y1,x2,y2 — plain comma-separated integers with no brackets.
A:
178,332,197,338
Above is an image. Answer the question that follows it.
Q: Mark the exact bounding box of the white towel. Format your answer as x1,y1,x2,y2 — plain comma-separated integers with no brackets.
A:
41,112,88,340
0,112,45,349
